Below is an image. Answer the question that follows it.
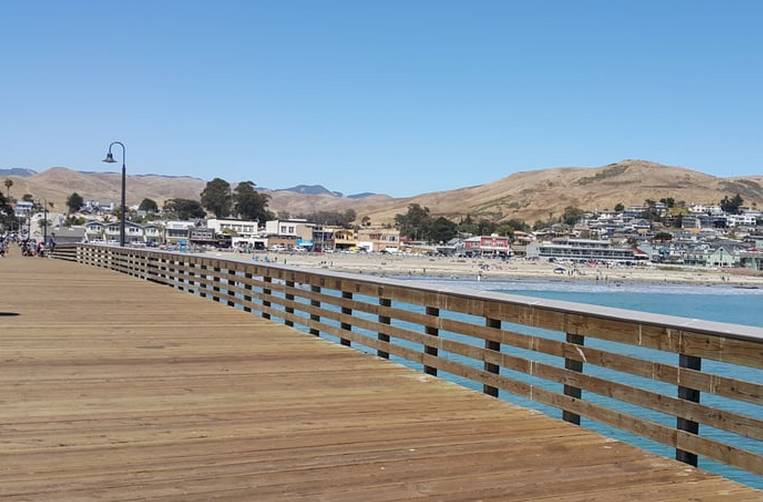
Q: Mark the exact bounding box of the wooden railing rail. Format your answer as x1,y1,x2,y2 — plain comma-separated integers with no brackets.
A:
53,244,763,477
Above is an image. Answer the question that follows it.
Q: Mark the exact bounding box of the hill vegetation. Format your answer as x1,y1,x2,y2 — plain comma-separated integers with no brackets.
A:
3,160,762,226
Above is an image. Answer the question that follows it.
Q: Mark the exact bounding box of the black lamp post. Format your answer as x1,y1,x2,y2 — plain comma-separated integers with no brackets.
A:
43,200,48,244
103,141,126,247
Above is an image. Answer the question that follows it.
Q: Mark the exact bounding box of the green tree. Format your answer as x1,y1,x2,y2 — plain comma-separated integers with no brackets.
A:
163,198,206,220
428,216,458,243
720,193,744,214
233,181,273,221
653,231,673,241
297,210,356,226
361,215,371,226
343,208,357,224
200,178,232,218
0,191,13,229
66,192,84,213
614,202,625,212
495,219,529,236
22,193,34,202
64,215,86,227
139,198,159,213
659,197,675,208
3,178,13,200
394,203,431,239
561,206,585,226
476,219,497,235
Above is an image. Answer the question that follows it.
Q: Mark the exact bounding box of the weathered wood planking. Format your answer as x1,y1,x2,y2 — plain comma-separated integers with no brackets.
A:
56,244,763,476
0,251,756,499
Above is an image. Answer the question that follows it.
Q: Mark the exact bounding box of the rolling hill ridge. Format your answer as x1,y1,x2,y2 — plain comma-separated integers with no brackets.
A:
2,160,761,223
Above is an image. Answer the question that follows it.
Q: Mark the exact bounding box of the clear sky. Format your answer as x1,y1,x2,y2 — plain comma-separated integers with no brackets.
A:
1,1,761,196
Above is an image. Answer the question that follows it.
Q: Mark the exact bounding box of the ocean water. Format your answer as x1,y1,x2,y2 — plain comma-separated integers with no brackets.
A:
213,272,763,488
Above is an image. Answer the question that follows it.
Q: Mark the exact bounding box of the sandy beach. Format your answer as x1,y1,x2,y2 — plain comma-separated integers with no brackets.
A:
204,250,763,287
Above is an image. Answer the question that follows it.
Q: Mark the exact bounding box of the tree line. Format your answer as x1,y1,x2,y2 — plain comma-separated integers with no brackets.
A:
393,204,531,243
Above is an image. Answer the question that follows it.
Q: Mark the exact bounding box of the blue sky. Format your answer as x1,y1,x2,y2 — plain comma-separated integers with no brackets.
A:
1,1,761,196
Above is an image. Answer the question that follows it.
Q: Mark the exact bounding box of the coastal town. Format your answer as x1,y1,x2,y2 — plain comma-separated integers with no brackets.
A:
3,177,762,281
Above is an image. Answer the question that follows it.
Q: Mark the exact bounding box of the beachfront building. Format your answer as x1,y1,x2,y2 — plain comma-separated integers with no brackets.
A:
309,225,335,252
84,221,105,241
51,227,86,244
707,247,740,268
165,220,196,244
463,235,511,257
334,229,357,251
143,223,164,244
264,219,314,241
104,221,144,243
357,227,400,253
740,250,763,271
526,238,640,263
207,218,260,238
510,231,535,256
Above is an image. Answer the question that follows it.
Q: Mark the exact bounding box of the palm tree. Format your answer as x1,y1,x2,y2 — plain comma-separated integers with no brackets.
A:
3,179,12,200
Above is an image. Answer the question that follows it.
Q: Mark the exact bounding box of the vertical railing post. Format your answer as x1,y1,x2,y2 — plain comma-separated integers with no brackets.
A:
243,272,253,313
340,291,352,346
262,276,272,319
212,266,221,302
424,307,439,376
173,258,182,290
226,268,236,307
309,285,321,336
199,263,208,298
378,297,391,359
285,280,295,326
484,318,501,397
562,333,585,425
676,354,701,466
187,259,195,292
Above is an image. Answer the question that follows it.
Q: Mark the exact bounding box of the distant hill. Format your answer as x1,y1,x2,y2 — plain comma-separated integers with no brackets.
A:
5,160,762,225
2,167,206,208
347,192,378,199
279,184,343,197
0,168,37,177
355,159,763,224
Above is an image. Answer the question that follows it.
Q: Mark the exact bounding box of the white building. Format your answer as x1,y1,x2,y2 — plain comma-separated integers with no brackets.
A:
527,238,641,263
104,221,144,243
689,204,723,215
165,220,196,243
84,221,105,241
207,218,260,238
726,213,759,228
264,219,315,240
13,200,33,218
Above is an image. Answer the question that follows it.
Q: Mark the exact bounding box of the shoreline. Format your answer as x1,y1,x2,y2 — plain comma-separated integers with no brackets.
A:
204,250,763,288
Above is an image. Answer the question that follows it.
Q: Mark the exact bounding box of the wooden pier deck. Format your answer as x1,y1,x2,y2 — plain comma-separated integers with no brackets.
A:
0,254,759,501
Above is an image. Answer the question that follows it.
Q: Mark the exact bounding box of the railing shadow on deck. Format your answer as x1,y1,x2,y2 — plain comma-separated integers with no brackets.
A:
50,243,763,484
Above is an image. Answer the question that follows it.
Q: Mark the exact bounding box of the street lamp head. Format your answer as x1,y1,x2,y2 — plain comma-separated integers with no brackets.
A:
103,152,116,163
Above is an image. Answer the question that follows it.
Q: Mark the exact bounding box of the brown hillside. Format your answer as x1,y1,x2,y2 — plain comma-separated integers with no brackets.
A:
3,160,761,223
358,160,763,223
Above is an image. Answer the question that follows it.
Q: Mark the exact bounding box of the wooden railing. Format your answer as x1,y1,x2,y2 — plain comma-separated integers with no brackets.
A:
54,244,763,477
